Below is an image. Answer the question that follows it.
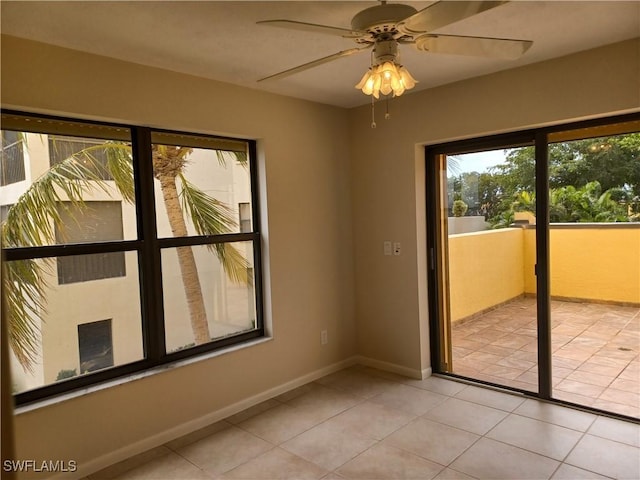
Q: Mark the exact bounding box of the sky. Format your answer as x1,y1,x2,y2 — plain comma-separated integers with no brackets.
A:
450,149,509,174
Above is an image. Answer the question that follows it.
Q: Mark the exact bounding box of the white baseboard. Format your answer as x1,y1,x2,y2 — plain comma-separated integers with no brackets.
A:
66,356,359,480
355,355,431,380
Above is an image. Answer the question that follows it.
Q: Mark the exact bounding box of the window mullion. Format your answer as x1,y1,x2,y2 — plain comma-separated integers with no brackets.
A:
132,126,166,362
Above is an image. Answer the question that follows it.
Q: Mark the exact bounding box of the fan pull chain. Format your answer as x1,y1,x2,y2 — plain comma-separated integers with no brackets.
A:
371,95,376,129
371,97,393,128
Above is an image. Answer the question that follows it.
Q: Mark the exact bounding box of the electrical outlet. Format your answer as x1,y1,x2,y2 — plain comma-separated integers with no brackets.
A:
321,330,328,345
393,242,401,255
383,241,392,256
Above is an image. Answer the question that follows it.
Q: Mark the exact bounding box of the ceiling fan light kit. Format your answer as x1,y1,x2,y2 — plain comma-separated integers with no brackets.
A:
355,61,417,99
355,39,417,99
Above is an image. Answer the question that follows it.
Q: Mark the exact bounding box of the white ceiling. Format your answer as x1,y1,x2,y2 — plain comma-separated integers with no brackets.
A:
1,1,639,108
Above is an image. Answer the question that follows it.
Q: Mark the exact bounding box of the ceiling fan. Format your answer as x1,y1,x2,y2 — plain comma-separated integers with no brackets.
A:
257,1,533,98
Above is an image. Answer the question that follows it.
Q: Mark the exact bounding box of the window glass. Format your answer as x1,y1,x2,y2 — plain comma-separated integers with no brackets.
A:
548,130,640,223
151,133,252,238
7,252,143,394
162,242,257,353
55,202,126,284
0,130,136,248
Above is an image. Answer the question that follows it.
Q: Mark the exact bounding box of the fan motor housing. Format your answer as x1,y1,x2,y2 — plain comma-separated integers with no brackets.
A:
351,3,418,35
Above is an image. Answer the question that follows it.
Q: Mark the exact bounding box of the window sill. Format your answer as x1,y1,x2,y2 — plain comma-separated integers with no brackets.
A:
14,336,273,414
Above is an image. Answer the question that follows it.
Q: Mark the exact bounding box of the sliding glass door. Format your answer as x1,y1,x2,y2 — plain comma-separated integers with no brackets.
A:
547,121,640,418
428,138,539,394
427,114,639,419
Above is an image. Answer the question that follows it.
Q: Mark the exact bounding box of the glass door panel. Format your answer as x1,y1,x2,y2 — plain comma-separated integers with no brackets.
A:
441,146,539,393
548,123,640,418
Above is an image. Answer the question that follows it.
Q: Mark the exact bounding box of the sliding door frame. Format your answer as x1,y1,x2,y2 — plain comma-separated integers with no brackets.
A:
426,130,539,393
426,112,640,406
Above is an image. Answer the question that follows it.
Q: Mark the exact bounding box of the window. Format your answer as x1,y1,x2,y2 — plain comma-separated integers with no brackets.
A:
1,130,26,185
1,111,264,405
56,202,126,284
239,202,252,233
0,204,12,222
49,135,113,180
151,132,259,353
78,320,114,373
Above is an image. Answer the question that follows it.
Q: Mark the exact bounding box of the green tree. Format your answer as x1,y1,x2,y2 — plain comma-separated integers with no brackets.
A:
2,137,250,371
549,181,629,223
482,133,639,226
563,135,640,195
452,199,468,217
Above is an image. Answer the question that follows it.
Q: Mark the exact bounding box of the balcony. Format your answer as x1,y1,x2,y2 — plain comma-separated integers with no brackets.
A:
447,223,640,418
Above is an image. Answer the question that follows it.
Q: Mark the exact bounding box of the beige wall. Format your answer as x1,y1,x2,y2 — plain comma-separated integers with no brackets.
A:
1,35,356,478
349,38,640,375
2,33,640,479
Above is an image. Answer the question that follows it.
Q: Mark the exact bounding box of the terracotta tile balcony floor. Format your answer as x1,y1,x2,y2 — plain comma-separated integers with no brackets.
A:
452,297,640,418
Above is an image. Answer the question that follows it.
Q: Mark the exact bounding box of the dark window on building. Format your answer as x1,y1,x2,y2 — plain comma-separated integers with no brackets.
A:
239,202,252,233
1,131,26,185
78,319,114,373
56,201,126,284
1,204,12,223
49,136,113,180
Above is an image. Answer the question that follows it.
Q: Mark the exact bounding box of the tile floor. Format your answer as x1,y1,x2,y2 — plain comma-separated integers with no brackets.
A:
88,366,640,480
452,297,640,418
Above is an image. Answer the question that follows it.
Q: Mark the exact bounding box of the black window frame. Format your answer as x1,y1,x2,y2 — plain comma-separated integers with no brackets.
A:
2,110,265,406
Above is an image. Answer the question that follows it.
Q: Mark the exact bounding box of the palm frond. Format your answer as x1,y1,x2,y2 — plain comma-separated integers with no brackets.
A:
215,150,247,169
2,258,50,372
213,242,251,285
178,174,250,285
3,155,112,247
2,146,131,370
82,142,136,203
178,174,238,235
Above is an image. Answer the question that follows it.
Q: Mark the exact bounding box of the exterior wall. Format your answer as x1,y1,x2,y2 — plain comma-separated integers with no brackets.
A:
450,225,640,322
2,34,356,479
548,226,640,304
349,38,640,375
448,215,490,235
449,228,524,322
523,228,537,295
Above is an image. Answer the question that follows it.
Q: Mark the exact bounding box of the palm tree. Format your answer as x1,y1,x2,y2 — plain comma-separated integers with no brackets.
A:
2,136,250,371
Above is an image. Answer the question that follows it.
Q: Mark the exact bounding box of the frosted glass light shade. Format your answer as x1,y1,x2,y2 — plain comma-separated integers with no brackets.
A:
355,61,417,98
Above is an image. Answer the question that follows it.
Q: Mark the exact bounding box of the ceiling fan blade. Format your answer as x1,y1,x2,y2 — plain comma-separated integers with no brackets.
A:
257,20,365,38
415,34,533,59
258,47,370,82
398,1,508,35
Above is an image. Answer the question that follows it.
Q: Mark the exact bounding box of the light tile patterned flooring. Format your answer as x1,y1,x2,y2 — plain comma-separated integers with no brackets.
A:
452,297,640,418
89,366,640,480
